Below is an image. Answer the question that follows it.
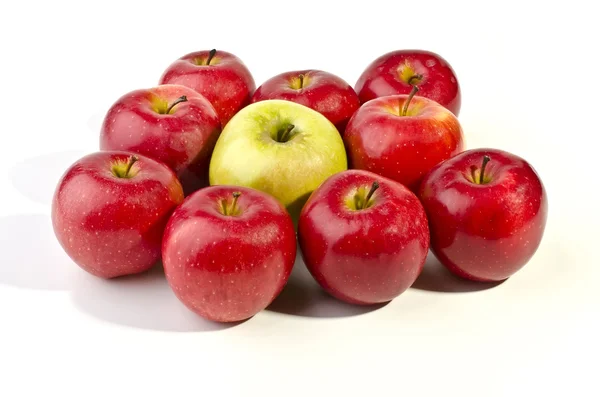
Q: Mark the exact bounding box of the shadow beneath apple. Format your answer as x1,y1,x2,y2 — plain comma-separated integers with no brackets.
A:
10,150,88,206
267,251,388,318
411,252,505,293
70,262,241,332
0,214,76,290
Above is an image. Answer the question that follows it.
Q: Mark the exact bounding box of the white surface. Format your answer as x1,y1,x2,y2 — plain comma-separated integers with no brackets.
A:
1,1,598,396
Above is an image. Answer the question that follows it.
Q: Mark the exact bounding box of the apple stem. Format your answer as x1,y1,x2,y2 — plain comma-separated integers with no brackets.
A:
278,124,295,142
365,181,379,204
299,74,304,89
124,155,139,178
479,155,491,184
206,49,217,65
402,84,419,116
166,96,188,114
230,191,241,214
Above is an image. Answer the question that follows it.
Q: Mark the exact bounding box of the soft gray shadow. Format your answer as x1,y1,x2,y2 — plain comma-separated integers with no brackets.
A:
10,150,88,206
411,251,505,293
70,262,241,332
0,214,75,290
267,250,388,318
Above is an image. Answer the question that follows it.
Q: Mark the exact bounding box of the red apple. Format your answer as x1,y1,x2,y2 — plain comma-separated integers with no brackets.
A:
159,49,255,126
418,148,548,282
99,84,221,195
344,93,464,191
52,151,184,279
355,49,461,115
251,69,360,132
298,169,430,305
162,185,296,322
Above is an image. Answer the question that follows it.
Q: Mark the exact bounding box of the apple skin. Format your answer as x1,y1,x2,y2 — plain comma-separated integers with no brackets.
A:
344,94,464,191
99,84,221,195
298,169,430,305
418,148,548,282
162,185,296,322
251,69,360,132
159,49,255,126
355,49,461,115
51,151,184,279
209,99,347,222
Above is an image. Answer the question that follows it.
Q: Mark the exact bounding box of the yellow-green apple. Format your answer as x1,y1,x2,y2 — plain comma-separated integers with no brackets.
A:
159,49,255,126
251,69,360,132
209,99,347,221
99,84,221,195
52,151,184,279
418,148,548,282
344,92,464,191
298,169,430,305
356,49,461,115
162,185,296,322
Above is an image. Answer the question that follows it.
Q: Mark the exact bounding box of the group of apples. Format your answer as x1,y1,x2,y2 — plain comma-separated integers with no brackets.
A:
51,49,548,322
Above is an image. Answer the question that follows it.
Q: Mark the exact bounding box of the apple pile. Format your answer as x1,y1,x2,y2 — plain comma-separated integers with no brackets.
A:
52,49,548,322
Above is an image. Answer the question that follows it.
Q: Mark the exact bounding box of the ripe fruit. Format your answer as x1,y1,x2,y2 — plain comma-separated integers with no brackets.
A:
355,49,461,115
52,151,184,278
298,169,430,304
100,84,221,194
162,185,296,322
418,148,548,281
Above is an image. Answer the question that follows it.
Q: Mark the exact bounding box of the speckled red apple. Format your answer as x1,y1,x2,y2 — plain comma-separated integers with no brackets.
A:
298,169,430,305
100,84,221,194
418,148,548,281
251,69,360,132
159,49,255,126
52,151,184,278
162,185,296,322
355,49,461,115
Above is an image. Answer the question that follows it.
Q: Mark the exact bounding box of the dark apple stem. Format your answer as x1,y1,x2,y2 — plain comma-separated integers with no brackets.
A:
365,181,379,203
298,74,304,89
479,155,491,184
206,49,217,65
124,155,139,177
166,95,187,114
279,124,295,142
402,84,419,116
229,191,241,214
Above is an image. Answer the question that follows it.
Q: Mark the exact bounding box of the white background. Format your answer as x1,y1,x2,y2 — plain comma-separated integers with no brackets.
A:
1,1,598,396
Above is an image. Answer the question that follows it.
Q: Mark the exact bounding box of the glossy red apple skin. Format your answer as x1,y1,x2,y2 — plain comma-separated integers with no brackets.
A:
159,49,255,126
355,49,461,115
344,94,464,191
100,84,221,195
51,151,184,279
251,69,360,132
298,169,430,305
162,185,296,322
418,148,548,282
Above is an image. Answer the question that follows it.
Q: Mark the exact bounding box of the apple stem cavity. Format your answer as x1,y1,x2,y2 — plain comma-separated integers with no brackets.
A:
206,49,217,65
277,124,295,142
479,155,491,184
166,96,188,114
401,84,419,116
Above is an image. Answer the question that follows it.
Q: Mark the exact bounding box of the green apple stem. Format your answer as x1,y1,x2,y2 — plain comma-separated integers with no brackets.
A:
278,124,295,142
402,84,419,116
206,49,217,65
166,96,188,114
479,155,491,184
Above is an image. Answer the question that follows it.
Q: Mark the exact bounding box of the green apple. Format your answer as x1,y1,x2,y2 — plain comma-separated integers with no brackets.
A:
209,99,347,221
